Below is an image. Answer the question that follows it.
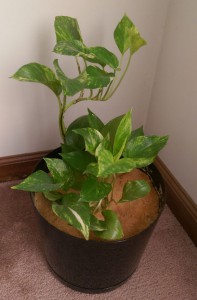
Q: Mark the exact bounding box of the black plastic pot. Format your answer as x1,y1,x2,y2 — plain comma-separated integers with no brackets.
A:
31,148,165,293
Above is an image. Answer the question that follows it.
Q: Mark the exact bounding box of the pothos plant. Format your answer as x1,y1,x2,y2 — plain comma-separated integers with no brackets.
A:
12,15,168,240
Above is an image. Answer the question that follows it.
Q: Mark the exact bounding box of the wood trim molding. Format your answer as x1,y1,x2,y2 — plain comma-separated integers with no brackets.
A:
155,157,197,246
0,150,50,182
0,151,196,246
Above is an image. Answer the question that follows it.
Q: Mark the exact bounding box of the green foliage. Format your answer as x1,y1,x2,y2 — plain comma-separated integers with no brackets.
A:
11,15,168,241
11,14,147,140
12,110,168,240
11,63,62,96
114,14,146,55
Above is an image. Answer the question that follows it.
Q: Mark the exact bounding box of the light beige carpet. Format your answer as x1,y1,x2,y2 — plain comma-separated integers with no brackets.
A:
1,180,197,300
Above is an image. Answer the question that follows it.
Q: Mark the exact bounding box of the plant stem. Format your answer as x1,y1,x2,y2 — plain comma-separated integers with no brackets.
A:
104,51,132,100
108,174,117,203
58,95,67,141
75,57,81,74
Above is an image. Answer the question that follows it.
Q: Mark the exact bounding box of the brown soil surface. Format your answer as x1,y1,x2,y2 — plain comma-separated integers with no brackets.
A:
34,169,159,240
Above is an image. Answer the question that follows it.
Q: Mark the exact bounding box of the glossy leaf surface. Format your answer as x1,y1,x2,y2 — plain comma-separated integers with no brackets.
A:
114,14,146,55
54,40,86,56
87,109,104,131
90,215,107,231
54,16,83,42
94,210,123,240
11,170,63,192
124,135,169,160
54,59,85,96
64,115,90,150
88,46,119,69
11,63,61,96
120,180,151,202
52,200,90,240
101,114,124,148
113,111,132,160
80,176,111,202
54,60,114,96
44,158,74,190
73,128,103,155
61,151,95,172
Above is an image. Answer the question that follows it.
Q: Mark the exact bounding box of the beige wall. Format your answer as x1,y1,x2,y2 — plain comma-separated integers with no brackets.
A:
146,0,197,202
0,0,169,156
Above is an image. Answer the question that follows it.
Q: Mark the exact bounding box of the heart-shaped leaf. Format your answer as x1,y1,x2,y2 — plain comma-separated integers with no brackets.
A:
94,210,123,240
98,152,153,177
80,176,111,202
120,180,151,202
61,151,95,172
54,16,83,43
11,170,63,192
52,200,90,240
44,158,74,190
123,135,169,160
73,127,103,155
114,14,146,55
11,63,62,96
87,109,104,131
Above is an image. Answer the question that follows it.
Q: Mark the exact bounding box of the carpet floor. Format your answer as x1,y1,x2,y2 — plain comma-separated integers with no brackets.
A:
0,180,197,300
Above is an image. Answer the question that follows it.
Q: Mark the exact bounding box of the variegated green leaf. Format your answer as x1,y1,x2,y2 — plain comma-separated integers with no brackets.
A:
94,210,123,240
88,46,119,69
54,16,83,43
113,111,132,160
52,199,90,240
101,114,124,148
54,60,114,96
123,135,169,160
98,152,153,177
53,40,86,56
97,149,114,177
87,109,104,131
64,115,90,150
53,59,86,96
114,14,146,55
80,176,111,202
73,127,103,155
61,151,95,172
95,134,111,157
11,170,63,192
11,63,62,96
120,180,151,202
86,66,114,89
44,158,74,190
90,215,107,231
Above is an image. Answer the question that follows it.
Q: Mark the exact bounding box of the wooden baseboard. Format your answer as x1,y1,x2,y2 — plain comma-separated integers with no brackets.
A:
0,151,196,246
155,157,197,246
0,150,50,182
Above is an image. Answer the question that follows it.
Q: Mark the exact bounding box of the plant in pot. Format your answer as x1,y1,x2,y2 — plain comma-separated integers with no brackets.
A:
11,15,168,293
